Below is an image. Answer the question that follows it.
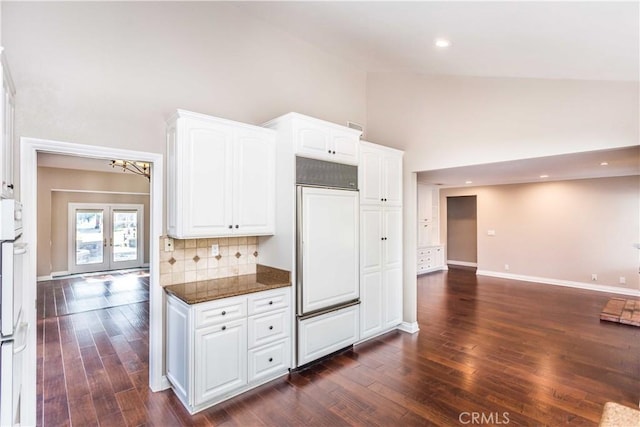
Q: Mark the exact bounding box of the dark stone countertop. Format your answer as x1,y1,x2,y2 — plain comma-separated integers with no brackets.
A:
164,264,291,304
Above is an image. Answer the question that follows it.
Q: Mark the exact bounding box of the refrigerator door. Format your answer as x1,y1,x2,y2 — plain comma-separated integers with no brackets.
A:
298,187,359,315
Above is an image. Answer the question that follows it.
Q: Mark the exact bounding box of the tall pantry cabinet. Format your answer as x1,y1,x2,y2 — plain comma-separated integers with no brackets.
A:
358,141,404,340
1,48,16,199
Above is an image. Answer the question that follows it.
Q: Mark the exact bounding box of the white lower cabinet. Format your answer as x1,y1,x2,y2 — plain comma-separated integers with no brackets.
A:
417,245,445,274
166,287,291,414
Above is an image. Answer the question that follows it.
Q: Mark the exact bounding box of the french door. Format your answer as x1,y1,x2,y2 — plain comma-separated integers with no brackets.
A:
68,203,144,274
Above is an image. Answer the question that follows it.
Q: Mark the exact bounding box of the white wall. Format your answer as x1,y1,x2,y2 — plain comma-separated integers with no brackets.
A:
367,73,639,174
368,73,639,323
440,176,640,291
2,1,367,196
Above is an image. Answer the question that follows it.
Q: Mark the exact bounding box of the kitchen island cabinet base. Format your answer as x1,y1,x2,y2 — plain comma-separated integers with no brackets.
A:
166,287,291,414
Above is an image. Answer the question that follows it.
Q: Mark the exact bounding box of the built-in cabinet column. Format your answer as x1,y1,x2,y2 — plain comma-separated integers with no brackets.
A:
358,141,404,341
0,48,16,199
417,183,445,274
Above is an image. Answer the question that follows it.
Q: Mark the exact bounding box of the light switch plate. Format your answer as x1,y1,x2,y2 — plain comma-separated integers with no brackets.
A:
211,244,219,257
164,237,174,252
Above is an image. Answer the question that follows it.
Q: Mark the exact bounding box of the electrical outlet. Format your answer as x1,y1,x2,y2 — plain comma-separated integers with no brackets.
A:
591,273,598,281
504,264,510,271
164,237,174,252
211,244,219,257
619,276,626,285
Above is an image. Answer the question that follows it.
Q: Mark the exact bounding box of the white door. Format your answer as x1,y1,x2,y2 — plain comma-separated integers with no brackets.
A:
300,187,359,315
69,203,144,274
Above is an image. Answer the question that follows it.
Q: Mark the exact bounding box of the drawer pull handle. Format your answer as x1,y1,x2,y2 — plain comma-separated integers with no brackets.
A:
221,311,226,315
269,326,273,330
269,301,273,305
221,326,226,331
268,357,273,362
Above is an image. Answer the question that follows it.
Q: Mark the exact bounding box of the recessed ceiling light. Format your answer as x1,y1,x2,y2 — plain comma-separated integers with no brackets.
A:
539,174,549,179
434,38,451,48
600,161,609,166
465,180,473,184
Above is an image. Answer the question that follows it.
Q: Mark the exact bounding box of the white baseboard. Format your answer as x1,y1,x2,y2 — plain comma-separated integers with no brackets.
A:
51,270,69,278
447,260,477,267
398,321,420,334
476,270,640,297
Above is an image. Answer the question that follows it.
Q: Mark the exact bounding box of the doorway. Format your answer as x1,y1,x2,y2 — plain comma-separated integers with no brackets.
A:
69,203,144,274
446,195,478,268
21,138,165,427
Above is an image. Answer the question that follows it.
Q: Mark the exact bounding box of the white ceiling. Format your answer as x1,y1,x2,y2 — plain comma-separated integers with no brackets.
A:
236,1,639,81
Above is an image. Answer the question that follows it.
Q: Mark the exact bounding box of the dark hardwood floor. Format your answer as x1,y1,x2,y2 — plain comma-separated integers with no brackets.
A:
37,267,640,426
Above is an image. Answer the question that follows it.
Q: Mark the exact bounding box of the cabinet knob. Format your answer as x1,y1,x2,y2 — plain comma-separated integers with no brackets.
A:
327,149,331,154
7,184,13,189
269,325,273,330
381,237,384,241
221,326,226,331
235,225,239,228
268,357,273,362
269,301,273,305
332,150,336,154
228,225,232,229
221,310,226,315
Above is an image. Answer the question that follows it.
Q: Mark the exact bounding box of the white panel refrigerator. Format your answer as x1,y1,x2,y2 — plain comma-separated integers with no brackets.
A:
296,185,360,366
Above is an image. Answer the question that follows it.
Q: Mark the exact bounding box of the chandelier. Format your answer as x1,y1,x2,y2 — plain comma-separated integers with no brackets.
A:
110,160,151,180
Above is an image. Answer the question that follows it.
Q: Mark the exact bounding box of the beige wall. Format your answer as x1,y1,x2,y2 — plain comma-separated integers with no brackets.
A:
3,2,367,200
446,195,477,264
440,176,639,290
38,167,150,277
366,73,639,174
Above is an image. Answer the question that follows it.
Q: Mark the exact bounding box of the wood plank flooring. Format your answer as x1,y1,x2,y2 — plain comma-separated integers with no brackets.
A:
37,267,640,426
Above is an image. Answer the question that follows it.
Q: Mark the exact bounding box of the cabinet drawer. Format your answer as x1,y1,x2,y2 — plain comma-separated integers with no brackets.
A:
248,339,291,384
248,309,289,349
248,288,290,316
418,264,434,273
195,297,246,328
417,256,433,265
417,248,433,256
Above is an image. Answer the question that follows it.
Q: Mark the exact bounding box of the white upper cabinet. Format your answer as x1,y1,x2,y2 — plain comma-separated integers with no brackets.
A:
359,141,403,206
167,110,275,238
264,113,361,165
1,48,16,199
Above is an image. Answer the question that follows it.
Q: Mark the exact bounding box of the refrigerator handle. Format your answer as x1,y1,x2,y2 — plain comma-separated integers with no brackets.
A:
12,322,28,354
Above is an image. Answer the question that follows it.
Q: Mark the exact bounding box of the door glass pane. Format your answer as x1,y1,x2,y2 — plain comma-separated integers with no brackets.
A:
76,210,104,265
112,210,138,263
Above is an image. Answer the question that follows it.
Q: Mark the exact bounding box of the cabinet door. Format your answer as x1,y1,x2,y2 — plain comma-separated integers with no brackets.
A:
382,153,402,206
181,118,234,237
360,270,383,340
166,296,190,404
233,128,275,235
359,148,382,205
417,184,433,223
294,118,331,160
1,62,15,199
383,266,403,328
194,318,247,405
331,131,359,165
382,207,402,270
417,221,432,248
360,206,382,271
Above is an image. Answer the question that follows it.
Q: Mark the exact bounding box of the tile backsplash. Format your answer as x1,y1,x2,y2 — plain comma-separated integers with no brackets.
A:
160,236,259,286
